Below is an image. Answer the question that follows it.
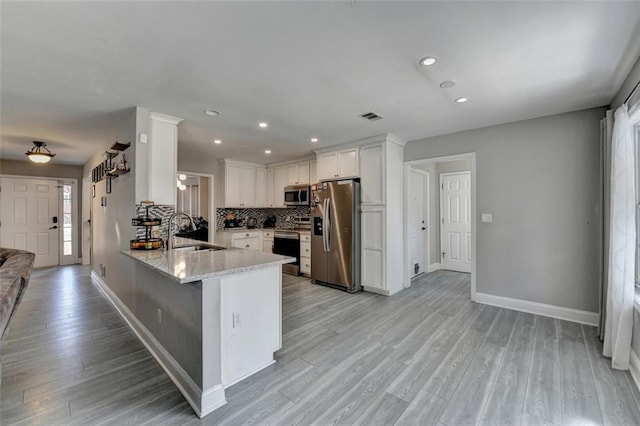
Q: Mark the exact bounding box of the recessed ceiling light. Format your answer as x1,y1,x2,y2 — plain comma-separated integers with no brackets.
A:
419,56,437,66
455,97,469,103
258,122,268,128
204,109,220,116
440,80,456,89
310,138,318,143
214,139,222,144
265,150,271,154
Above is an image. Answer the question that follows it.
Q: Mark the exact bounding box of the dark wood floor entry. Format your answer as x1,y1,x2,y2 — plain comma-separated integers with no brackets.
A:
2,266,640,425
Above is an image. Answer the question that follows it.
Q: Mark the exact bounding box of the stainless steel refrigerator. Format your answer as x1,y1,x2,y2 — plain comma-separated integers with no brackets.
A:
310,179,361,293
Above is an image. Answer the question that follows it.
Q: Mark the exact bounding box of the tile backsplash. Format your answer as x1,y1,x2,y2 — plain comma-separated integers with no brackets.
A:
216,206,310,229
134,204,175,239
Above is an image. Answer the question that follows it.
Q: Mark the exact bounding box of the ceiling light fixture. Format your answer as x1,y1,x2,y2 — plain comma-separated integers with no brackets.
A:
265,150,271,154
204,109,220,116
177,179,181,188
310,138,318,143
440,80,456,88
258,122,268,128
179,184,187,191
419,56,437,66
455,97,469,103
214,139,222,144
178,174,186,181
25,141,55,163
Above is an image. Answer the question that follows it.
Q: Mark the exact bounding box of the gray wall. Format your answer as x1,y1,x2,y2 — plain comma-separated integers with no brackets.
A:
405,107,604,313
83,107,138,308
0,159,84,258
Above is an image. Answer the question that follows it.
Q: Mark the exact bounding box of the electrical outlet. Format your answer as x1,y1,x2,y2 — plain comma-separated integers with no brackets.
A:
233,312,241,328
157,308,162,325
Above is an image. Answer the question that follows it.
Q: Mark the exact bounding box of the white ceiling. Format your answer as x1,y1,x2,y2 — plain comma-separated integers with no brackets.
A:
2,1,639,166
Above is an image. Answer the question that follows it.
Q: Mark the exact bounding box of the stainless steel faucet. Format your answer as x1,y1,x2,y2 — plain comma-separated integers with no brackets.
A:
166,212,197,250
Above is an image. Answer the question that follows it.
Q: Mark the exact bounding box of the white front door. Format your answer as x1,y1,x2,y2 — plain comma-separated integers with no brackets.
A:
440,172,471,273
409,168,428,278
0,177,60,267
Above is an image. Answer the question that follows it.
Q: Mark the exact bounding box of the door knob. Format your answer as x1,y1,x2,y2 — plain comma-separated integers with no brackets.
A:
422,227,426,230
49,225,58,229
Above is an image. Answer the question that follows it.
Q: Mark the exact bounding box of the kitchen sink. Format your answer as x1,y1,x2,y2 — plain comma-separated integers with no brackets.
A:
173,244,227,252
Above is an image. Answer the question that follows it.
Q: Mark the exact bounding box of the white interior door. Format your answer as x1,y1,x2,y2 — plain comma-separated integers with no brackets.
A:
440,172,471,273
409,169,428,278
0,177,60,267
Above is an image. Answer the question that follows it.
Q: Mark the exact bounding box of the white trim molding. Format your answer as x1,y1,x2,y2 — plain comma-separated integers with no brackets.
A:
91,271,226,418
630,350,640,393
429,263,441,272
475,292,600,326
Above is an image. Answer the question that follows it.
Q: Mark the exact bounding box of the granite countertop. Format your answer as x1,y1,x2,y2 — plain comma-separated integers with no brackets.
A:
121,237,295,284
217,227,272,233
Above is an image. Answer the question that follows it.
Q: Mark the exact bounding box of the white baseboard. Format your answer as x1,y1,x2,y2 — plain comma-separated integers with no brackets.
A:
630,350,640,393
475,291,600,326
91,271,226,418
429,263,441,272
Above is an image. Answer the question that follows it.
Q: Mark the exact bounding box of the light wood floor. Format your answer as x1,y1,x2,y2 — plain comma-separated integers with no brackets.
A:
2,266,640,425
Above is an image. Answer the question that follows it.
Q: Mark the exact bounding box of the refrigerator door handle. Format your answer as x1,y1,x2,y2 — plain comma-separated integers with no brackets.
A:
325,198,331,252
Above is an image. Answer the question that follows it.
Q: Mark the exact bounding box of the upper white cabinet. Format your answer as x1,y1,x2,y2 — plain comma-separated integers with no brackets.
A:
256,167,267,207
217,160,262,208
284,161,310,185
309,159,317,184
317,149,359,181
272,165,286,207
266,168,275,207
359,144,384,205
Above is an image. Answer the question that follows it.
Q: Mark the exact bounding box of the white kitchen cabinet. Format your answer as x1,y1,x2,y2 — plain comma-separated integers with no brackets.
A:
256,167,267,207
285,161,310,185
309,159,317,184
266,168,274,207
299,232,311,276
262,229,274,253
217,160,261,208
359,144,385,205
317,152,338,181
357,136,405,296
316,149,359,181
231,231,261,251
272,166,286,208
218,230,262,251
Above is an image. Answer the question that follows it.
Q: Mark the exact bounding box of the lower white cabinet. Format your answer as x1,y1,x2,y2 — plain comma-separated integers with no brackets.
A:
299,232,311,276
262,229,274,253
218,230,262,251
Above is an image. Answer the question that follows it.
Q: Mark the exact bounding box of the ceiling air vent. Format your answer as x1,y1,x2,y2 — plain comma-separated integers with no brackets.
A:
359,111,384,121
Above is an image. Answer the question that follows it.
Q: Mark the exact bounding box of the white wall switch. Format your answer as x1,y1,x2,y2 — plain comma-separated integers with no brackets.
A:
481,213,493,223
139,133,148,144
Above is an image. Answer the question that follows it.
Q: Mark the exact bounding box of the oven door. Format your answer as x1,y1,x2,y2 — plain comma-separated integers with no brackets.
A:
274,232,300,275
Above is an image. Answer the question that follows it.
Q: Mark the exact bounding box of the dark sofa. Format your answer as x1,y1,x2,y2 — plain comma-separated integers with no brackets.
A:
0,248,35,339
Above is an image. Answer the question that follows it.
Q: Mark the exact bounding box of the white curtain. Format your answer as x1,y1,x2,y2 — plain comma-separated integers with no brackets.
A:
603,104,636,370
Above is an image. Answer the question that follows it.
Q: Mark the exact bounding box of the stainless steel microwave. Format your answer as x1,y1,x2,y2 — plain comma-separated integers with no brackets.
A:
284,184,310,206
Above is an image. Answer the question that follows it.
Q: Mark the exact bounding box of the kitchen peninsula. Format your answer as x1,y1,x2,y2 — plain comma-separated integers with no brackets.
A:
106,237,295,418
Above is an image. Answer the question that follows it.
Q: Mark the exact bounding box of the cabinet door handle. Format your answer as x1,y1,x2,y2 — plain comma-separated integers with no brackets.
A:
246,233,250,237
246,244,250,248
305,249,310,253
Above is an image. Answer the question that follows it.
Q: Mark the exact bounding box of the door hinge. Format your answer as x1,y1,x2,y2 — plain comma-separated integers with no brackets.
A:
442,251,445,257
441,217,444,224
441,183,444,189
